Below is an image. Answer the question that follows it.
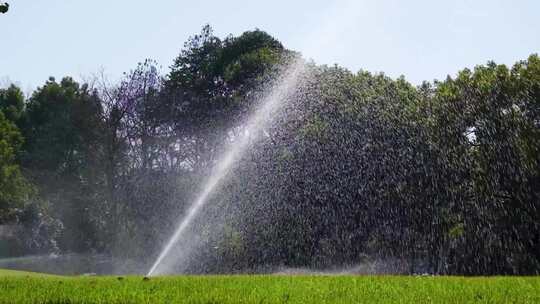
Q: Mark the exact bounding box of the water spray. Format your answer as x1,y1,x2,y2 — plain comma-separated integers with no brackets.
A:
147,59,306,276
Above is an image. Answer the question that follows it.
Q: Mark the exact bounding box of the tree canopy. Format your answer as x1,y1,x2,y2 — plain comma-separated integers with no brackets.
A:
0,26,538,275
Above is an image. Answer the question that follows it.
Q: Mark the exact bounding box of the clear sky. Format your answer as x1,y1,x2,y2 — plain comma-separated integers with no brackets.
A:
1,0,539,92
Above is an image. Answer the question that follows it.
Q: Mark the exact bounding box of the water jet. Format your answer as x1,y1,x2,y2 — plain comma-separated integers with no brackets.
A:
147,58,308,276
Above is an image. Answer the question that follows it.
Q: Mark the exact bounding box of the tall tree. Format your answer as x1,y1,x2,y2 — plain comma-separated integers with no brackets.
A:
0,111,28,223
22,77,105,252
166,25,288,172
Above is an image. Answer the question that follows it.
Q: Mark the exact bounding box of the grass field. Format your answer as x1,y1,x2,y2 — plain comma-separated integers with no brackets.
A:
1,269,539,303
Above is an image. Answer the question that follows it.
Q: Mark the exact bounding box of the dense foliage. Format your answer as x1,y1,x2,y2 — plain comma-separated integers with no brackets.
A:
0,26,538,275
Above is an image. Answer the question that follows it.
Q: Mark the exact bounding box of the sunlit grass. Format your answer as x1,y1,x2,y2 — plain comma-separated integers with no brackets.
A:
0,270,538,303
0,268,58,277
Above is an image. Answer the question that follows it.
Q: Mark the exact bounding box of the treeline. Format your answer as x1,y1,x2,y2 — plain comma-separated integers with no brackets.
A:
0,26,538,275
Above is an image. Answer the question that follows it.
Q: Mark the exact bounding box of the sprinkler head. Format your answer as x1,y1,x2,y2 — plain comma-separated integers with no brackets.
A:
143,276,150,281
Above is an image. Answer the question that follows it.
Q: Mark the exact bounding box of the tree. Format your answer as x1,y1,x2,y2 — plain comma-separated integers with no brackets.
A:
96,60,177,256
0,84,25,126
0,111,28,223
431,55,540,274
22,77,105,252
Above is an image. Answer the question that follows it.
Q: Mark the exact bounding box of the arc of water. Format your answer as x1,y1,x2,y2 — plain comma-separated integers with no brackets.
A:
147,59,305,276
147,0,364,276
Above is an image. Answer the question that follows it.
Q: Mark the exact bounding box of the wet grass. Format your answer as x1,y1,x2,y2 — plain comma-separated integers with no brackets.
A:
0,271,539,303
0,268,58,277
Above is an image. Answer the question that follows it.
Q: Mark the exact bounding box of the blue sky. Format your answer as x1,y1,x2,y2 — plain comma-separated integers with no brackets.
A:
1,0,539,92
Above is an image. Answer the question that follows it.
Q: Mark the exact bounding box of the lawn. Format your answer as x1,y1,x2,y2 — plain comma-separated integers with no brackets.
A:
0,270,539,303
0,268,58,277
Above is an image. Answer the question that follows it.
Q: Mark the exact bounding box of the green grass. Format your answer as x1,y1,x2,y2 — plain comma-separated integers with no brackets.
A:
0,268,58,277
0,270,539,304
